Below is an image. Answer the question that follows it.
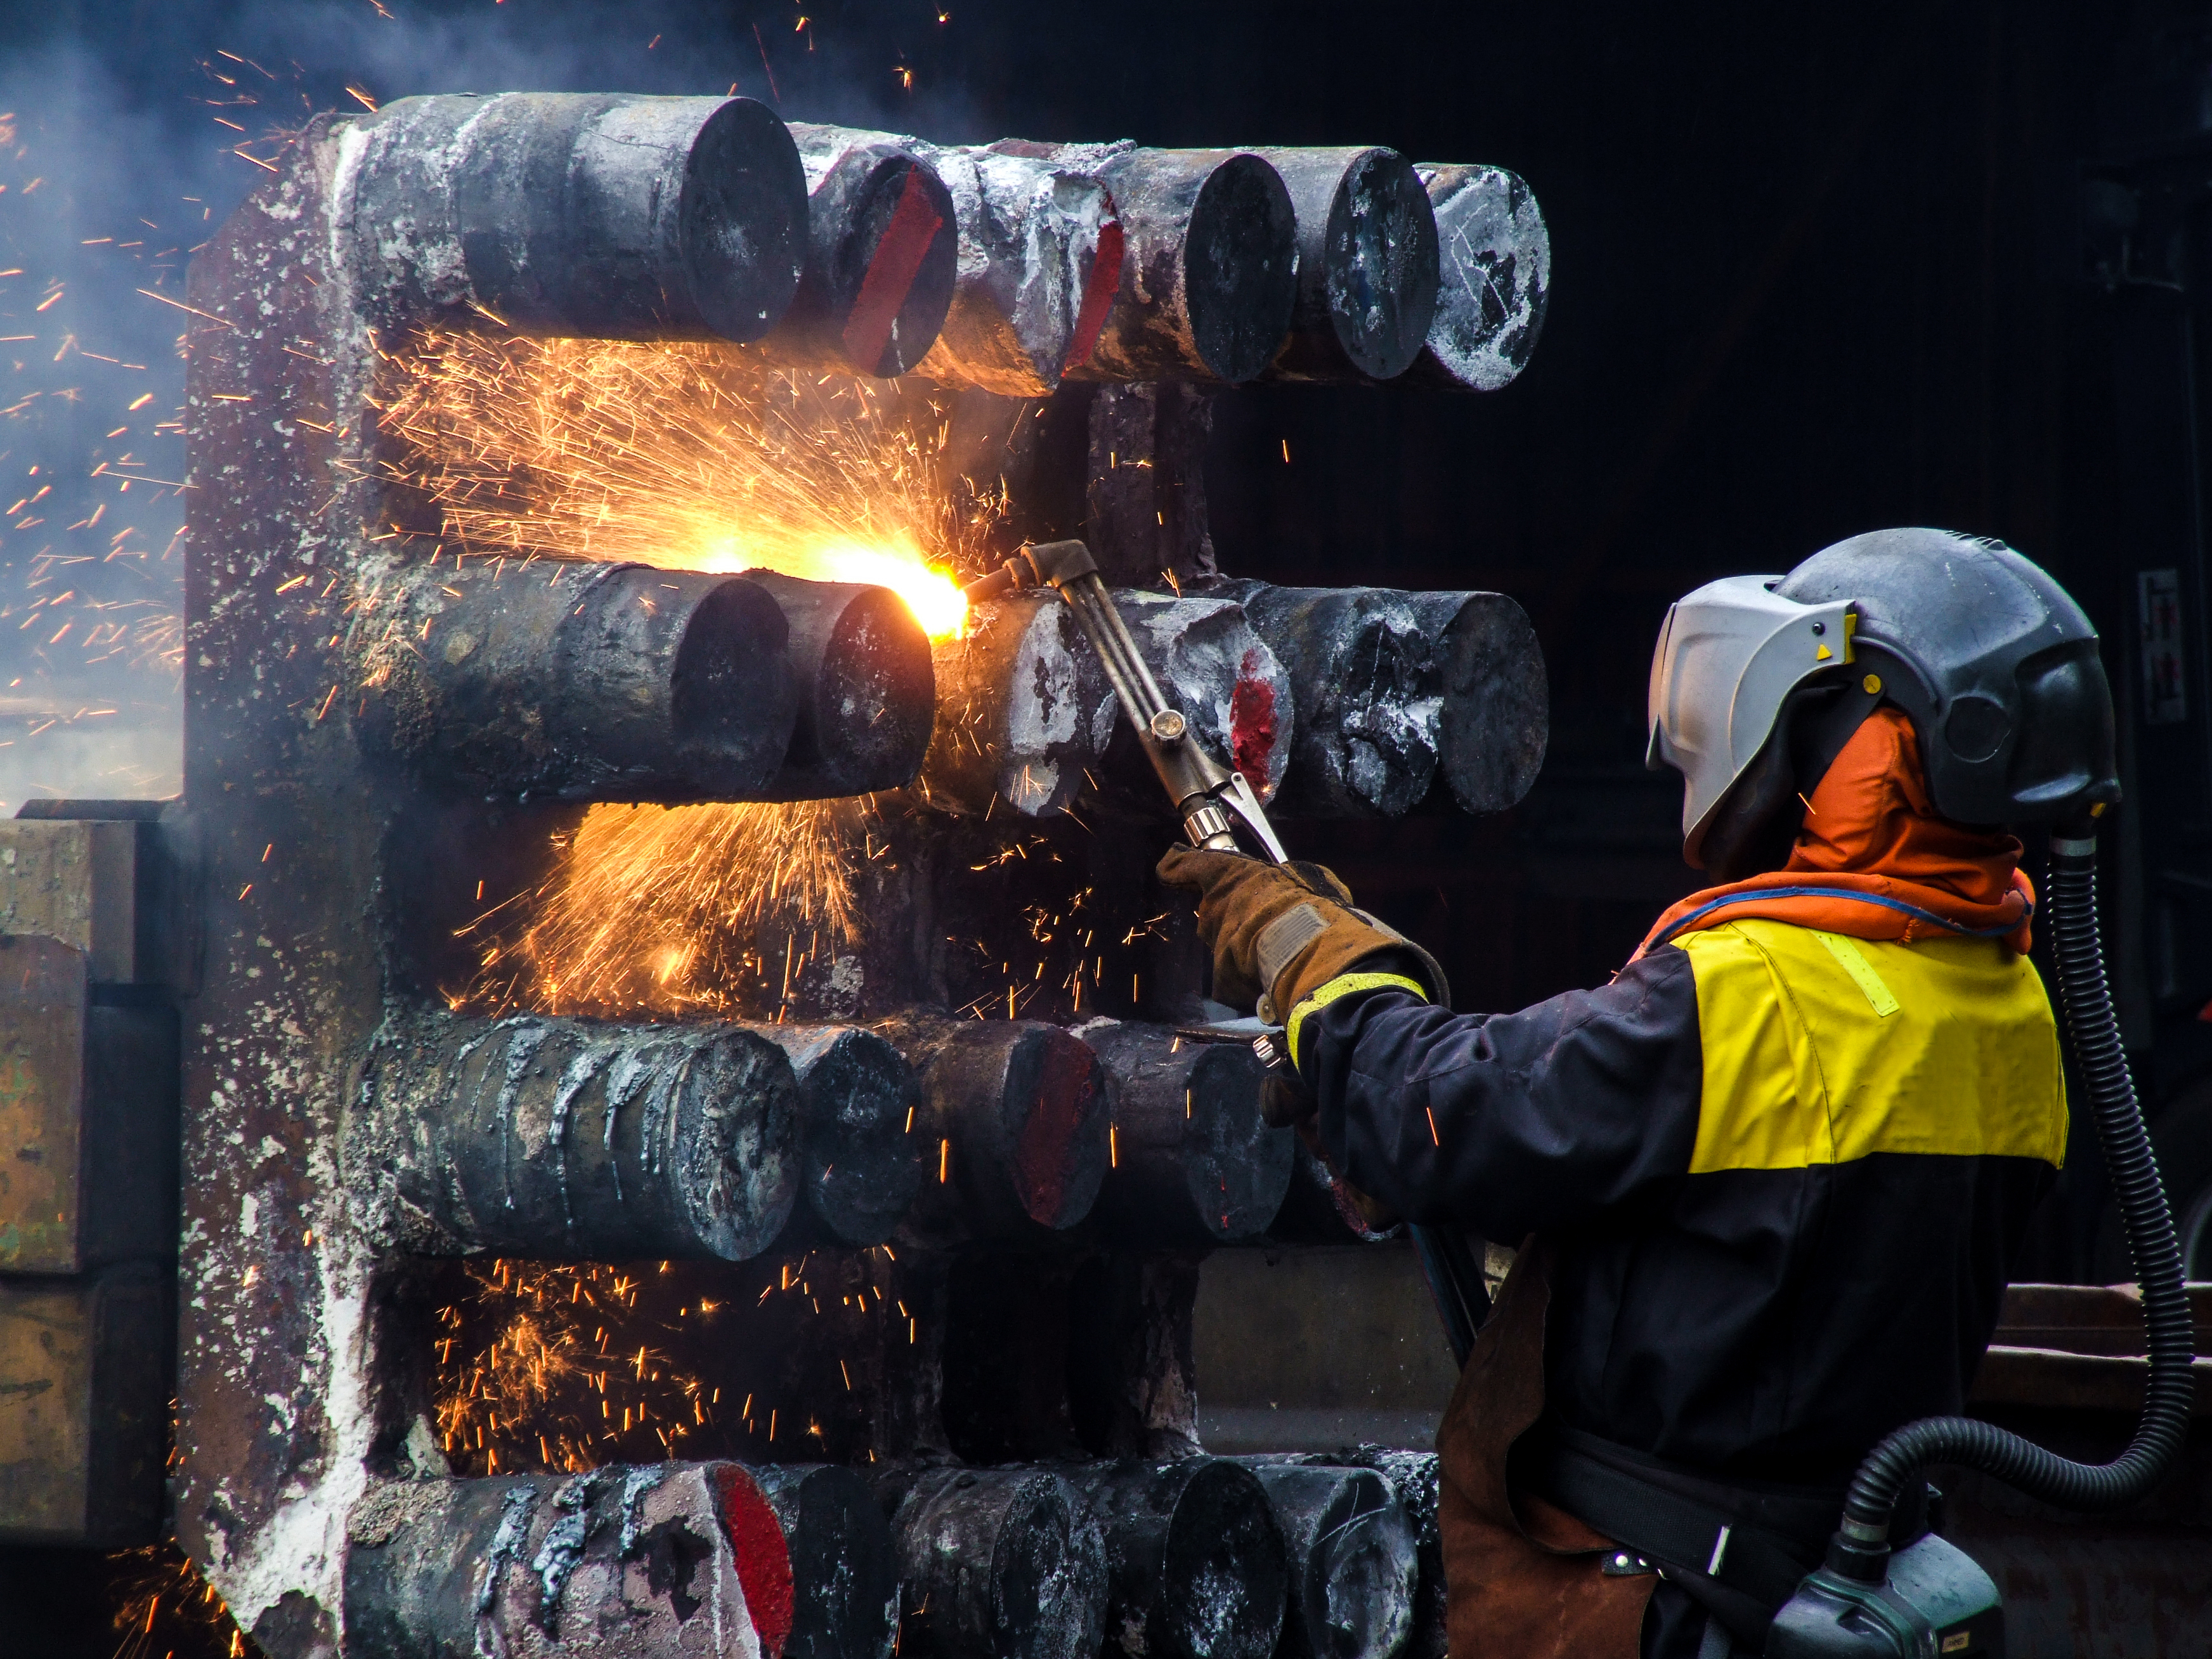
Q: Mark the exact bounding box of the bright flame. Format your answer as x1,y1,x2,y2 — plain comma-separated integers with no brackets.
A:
690,534,968,640
374,334,984,641
384,335,1001,1013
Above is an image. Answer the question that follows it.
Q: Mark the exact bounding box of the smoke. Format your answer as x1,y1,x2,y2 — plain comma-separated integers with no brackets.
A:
0,0,984,812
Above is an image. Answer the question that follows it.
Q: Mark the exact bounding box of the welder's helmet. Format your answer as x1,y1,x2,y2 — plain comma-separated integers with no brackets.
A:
1646,528,2119,876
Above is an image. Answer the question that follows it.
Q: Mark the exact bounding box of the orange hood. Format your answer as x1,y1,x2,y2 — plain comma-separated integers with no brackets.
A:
1635,706,2034,960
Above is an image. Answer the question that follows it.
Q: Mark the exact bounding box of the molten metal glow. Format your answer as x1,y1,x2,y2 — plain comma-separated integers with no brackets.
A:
382,334,1008,1011
375,333,982,640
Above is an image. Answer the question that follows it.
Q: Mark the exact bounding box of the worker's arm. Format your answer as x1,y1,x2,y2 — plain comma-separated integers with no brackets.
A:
1295,947,1704,1238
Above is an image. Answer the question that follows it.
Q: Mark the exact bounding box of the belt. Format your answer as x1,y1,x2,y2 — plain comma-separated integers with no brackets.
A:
1517,1423,1931,1649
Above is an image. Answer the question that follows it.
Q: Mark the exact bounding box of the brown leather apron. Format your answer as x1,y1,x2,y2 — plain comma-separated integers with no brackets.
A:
1435,1236,1656,1658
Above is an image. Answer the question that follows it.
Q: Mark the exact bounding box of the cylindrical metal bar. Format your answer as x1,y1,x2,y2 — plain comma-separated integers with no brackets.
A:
1082,1022,1294,1247
743,573,937,802
1204,582,1439,818
1102,592,1293,807
793,128,1122,395
748,1464,901,1659
916,594,1114,818
1206,582,1547,817
1064,1459,1288,1659
878,1466,1107,1659
340,94,809,342
1405,164,1550,394
1254,148,1441,384
887,1017,1112,1244
753,1024,923,1249
1410,589,1548,816
342,1462,795,1659
776,129,960,377
1313,1454,1443,1659
350,558,798,804
1231,1462,1418,1659
356,1008,800,1261
1018,145,1296,384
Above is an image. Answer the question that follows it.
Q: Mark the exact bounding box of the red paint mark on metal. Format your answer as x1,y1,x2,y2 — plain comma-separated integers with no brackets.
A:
840,165,947,373
1064,212,1124,372
715,1462,796,1658
1012,1028,1099,1226
1229,651,1279,784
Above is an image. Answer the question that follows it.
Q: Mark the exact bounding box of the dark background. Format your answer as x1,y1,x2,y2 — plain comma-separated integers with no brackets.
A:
6,2,2212,1649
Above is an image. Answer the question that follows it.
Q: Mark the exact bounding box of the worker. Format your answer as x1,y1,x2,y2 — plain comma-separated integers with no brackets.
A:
1159,529,2114,1659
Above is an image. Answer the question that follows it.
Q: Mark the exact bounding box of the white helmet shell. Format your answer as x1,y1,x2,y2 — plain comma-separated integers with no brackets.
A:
1646,574,1859,862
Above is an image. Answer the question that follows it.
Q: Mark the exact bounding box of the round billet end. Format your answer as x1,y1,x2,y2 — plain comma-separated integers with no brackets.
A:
750,1464,899,1659
1161,1461,1290,1659
1424,591,1547,814
662,1026,804,1259
892,1468,1107,1659
1178,1039,1292,1242
681,96,810,341
1186,153,1302,383
745,574,937,801
784,1025,925,1247
1414,163,1549,392
814,583,937,790
1002,1024,1112,1230
821,147,960,375
1250,1464,1418,1659
1324,148,1440,380
669,573,804,798
995,1474,1109,1659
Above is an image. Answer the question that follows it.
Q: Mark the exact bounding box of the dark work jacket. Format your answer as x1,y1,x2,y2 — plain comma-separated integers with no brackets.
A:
1301,916,2067,1488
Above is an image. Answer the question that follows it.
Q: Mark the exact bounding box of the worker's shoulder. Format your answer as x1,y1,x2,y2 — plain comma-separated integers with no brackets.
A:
1676,916,2046,999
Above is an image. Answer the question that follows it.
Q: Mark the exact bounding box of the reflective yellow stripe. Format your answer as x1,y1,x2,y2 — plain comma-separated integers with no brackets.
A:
1677,920,2066,1173
1286,971,1428,1070
1814,930,1900,1017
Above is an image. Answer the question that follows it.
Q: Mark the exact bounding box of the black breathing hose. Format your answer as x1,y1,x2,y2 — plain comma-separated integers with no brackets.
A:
1826,828,2198,1579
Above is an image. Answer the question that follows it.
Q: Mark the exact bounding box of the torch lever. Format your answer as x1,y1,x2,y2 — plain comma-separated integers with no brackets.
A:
964,541,1289,862
964,542,1485,1365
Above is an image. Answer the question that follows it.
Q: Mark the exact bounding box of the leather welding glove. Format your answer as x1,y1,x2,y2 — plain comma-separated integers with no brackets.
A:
1156,845,1449,1059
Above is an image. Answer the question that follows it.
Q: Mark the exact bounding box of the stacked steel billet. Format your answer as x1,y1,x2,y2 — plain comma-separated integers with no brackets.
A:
1308,1453,1445,1659
1232,1462,1420,1659
999,143,1299,384
353,1010,800,1261
339,94,809,342
754,1024,924,1249
748,1465,902,1659
790,125,1123,395
772,131,961,377
1407,164,1551,393
878,1467,1109,1659
916,593,1114,817
349,558,799,803
1080,1021,1294,1246
343,1463,796,1658
1064,1459,1289,1659
887,1016,1112,1244
1254,148,1441,382
743,573,937,800
917,588,1297,817
1204,580,1549,816
1100,591,1294,807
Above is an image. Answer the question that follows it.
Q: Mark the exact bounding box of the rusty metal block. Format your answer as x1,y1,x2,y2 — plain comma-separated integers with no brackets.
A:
0,935,179,1274
0,1263,171,1545
0,819,141,984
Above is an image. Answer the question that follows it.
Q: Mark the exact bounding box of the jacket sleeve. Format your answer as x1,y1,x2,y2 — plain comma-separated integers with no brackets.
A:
1303,943,1706,1238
